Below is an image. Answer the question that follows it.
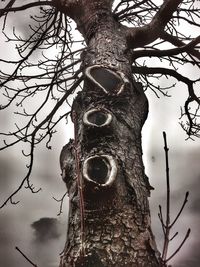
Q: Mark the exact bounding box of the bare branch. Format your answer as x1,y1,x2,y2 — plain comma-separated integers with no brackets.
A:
15,246,38,267
124,0,183,48
170,192,189,228
158,205,166,235
0,135,39,209
132,65,195,84
53,191,68,216
161,131,171,262
0,75,83,209
132,65,200,138
166,229,191,263
161,32,200,60
0,0,16,17
114,0,148,17
159,132,190,265
0,1,55,17
132,35,200,61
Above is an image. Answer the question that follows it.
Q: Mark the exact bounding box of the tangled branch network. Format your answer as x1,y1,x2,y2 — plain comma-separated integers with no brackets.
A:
0,0,199,207
0,2,85,207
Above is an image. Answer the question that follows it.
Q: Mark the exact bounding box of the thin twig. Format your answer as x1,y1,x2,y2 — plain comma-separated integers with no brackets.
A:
170,191,189,228
166,229,191,263
73,111,85,256
158,205,166,235
161,131,171,261
160,132,190,266
53,191,68,216
169,231,178,241
15,246,38,267
0,76,83,209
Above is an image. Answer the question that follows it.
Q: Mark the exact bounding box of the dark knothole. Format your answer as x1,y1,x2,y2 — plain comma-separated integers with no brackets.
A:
90,67,121,93
83,108,112,127
88,111,107,126
83,155,117,187
87,157,109,184
85,65,128,95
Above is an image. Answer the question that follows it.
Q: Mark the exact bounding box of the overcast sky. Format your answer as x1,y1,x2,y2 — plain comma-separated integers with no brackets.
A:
0,1,200,267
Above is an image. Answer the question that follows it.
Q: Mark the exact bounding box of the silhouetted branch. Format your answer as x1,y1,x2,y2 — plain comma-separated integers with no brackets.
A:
159,132,190,265
169,231,178,242
124,0,184,49
114,0,151,18
132,35,200,61
170,191,189,228
0,0,16,17
132,66,197,85
132,66,200,139
53,191,68,216
0,2,86,207
158,205,166,235
166,229,191,263
0,76,83,209
161,32,200,61
0,1,55,17
15,246,38,267
161,131,171,261
0,135,40,209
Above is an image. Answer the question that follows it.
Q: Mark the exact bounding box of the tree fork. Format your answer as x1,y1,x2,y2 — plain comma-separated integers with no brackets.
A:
60,1,160,266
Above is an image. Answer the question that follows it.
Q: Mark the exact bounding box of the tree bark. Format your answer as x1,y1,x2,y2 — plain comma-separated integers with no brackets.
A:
59,1,160,266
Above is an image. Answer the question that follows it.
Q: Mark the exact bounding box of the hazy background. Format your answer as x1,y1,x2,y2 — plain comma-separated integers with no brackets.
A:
0,1,200,267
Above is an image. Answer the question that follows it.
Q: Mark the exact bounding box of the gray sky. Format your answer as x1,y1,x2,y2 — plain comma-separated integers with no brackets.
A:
0,1,200,267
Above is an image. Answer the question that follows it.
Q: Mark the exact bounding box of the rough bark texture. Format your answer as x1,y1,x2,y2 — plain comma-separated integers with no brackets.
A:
59,1,160,266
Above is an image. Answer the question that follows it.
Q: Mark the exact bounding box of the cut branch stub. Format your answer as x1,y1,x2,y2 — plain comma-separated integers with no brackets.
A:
82,155,117,187
83,108,112,127
85,65,129,95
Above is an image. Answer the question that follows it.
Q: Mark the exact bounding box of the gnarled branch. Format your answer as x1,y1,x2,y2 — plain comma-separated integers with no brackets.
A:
124,0,183,48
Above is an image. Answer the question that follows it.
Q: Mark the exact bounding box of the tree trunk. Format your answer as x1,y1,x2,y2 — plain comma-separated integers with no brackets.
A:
59,1,160,266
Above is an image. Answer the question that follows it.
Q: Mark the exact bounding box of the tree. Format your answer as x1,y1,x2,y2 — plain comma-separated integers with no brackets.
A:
0,0,199,266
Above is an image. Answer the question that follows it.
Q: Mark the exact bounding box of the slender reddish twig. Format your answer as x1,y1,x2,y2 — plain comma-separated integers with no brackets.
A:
73,111,85,256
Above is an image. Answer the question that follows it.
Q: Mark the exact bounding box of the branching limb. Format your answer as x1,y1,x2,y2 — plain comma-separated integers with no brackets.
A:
0,135,39,209
53,191,68,216
132,65,200,138
160,32,200,61
0,4,86,207
165,229,191,263
0,75,83,209
132,35,200,61
0,1,55,17
159,132,190,265
124,0,183,49
0,8,58,88
114,0,148,18
132,65,198,85
170,192,189,228
161,131,171,262
0,0,16,17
